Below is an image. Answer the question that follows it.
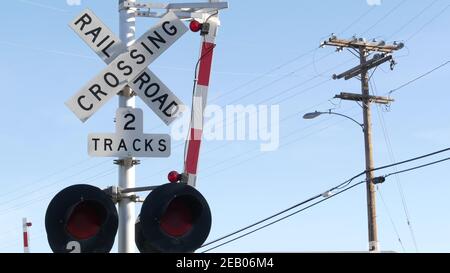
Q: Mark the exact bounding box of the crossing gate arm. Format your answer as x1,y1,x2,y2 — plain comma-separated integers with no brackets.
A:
120,1,228,20
183,9,221,187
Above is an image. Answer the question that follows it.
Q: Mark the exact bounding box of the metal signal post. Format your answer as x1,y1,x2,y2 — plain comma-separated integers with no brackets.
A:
118,0,138,254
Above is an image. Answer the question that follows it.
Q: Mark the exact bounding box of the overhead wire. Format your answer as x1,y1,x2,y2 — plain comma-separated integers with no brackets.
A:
388,61,450,95
405,3,450,41
386,0,440,40
200,148,450,252
377,188,406,252
371,78,419,251
361,0,408,36
202,180,367,253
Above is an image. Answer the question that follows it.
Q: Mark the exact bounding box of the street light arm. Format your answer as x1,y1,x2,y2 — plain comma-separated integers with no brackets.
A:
324,110,365,130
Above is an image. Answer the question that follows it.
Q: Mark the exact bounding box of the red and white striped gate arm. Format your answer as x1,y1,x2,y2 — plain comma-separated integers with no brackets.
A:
22,218,32,253
184,11,220,187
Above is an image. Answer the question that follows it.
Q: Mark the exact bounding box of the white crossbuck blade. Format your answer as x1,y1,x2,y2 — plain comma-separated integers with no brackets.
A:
66,9,188,125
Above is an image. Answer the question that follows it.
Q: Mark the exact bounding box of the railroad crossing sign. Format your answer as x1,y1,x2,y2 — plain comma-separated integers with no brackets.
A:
88,108,170,158
66,9,187,125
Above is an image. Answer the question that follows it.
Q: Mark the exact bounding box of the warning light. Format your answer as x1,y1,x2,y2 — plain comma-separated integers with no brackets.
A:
189,20,202,32
168,171,181,183
135,183,212,253
45,184,118,253
66,201,106,240
160,197,194,237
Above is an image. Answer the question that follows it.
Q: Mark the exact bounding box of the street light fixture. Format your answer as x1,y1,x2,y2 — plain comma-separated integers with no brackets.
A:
303,110,365,131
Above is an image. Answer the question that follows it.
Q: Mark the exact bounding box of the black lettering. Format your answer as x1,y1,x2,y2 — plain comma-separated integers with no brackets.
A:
158,139,167,152
104,139,113,151
118,139,127,151
89,84,107,102
117,61,132,76
133,139,141,151
74,13,92,31
162,21,177,36
145,83,160,98
92,138,100,150
85,27,101,43
77,95,93,111
104,72,119,87
133,72,150,90
152,94,168,110
102,40,115,58
130,49,145,65
140,41,153,55
163,101,179,117
123,114,136,130
96,35,110,47
145,139,153,152
147,31,166,49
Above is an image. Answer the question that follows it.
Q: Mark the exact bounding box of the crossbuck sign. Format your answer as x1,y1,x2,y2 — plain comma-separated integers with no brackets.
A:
66,9,187,125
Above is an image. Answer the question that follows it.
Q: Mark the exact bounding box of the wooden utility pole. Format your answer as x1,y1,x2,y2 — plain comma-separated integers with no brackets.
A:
321,36,403,252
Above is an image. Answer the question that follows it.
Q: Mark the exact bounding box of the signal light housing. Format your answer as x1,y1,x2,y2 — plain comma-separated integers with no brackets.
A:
45,184,118,253
135,183,211,253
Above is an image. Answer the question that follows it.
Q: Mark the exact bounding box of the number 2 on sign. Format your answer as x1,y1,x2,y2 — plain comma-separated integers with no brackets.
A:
124,113,136,131
116,108,143,134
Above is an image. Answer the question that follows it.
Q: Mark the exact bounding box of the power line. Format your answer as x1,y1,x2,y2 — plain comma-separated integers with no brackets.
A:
203,57,354,136
201,151,450,252
202,148,450,251
223,53,334,105
0,160,111,207
0,158,95,199
371,80,418,251
361,0,408,35
138,98,342,182
386,0,440,40
0,168,116,217
18,0,68,12
405,4,450,41
388,61,450,95
201,180,366,253
384,157,450,178
209,48,318,103
371,79,419,252
199,115,369,248
148,5,389,135
371,147,450,173
377,188,406,252
200,109,362,180
338,6,376,35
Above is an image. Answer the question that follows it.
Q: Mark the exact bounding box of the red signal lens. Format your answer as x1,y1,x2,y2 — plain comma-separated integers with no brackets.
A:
160,197,194,237
66,201,106,240
189,20,202,32
168,171,181,183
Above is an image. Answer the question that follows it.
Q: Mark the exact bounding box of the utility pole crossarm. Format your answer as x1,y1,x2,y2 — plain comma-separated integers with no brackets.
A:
334,92,394,105
333,55,393,80
322,37,404,53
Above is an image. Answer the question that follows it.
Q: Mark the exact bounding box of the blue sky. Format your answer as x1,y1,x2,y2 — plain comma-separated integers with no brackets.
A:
1,0,450,253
